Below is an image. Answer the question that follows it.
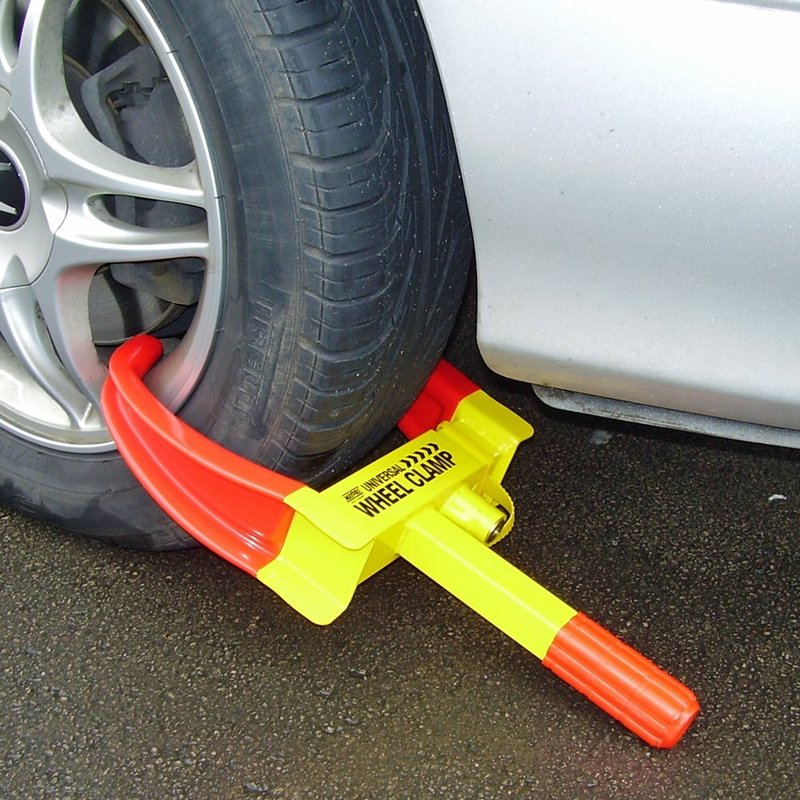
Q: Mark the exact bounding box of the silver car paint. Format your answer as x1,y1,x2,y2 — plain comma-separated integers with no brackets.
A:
417,0,800,440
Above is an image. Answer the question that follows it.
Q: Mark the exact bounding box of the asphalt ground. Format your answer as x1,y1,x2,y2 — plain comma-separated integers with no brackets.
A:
2,290,800,799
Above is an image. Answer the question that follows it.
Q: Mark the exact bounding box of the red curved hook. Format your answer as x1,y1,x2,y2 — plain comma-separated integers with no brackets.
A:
101,335,303,574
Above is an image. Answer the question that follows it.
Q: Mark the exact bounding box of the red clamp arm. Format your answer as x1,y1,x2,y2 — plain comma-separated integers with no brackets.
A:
101,336,303,574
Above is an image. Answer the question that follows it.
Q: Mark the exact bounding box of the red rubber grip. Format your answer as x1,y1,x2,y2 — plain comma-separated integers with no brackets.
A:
542,613,699,748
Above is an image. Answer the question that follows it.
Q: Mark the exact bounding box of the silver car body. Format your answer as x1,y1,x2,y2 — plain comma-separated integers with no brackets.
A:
417,0,800,446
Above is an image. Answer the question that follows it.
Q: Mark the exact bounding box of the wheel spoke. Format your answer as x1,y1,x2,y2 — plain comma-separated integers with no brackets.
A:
50,198,209,273
32,263,106,405
38,123,205,208
45,141,205,208
0,0,16,87
10,0,70,127
11,0,205,206
0,283,98,427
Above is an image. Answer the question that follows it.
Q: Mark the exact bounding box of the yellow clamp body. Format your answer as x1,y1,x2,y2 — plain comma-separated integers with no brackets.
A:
257,390,575,660
103,337,699,748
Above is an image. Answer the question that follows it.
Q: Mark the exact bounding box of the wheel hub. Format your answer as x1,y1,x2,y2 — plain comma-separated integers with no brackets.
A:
0,111,67,289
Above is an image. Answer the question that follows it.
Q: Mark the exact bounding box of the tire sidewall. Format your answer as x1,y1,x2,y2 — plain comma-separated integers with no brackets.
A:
143,0,303,447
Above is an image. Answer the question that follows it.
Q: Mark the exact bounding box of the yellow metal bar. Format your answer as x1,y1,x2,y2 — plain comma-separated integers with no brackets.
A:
449,391,535,482
398,508,576,660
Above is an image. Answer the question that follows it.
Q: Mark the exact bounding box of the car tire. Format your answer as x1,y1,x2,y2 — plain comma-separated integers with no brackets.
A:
0,0,471,549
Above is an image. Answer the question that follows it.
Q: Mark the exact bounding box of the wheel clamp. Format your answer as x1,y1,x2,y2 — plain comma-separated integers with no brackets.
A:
101,335,699,748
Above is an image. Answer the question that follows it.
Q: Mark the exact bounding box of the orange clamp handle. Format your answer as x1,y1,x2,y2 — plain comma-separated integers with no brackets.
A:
543,613,699,748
